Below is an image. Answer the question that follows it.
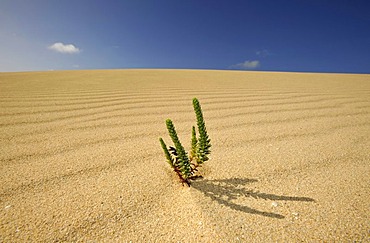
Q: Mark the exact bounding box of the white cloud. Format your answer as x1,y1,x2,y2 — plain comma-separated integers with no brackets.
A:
256,49,270,57
231,60,260,69
48,42,80,54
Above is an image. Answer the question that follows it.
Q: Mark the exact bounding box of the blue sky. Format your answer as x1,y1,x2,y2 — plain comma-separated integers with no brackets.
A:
1,0,370,73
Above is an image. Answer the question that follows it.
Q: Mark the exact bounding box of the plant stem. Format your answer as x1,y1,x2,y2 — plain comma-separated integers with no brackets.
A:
165,119,191,179
193,98,211,164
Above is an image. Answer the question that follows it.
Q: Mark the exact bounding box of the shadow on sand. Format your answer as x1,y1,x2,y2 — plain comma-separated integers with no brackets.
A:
191,178,315,219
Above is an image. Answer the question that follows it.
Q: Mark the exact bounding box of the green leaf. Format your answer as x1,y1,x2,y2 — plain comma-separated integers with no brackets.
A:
190,126,198,161
159,138,174,168
165,119,191,179
193,98,211,164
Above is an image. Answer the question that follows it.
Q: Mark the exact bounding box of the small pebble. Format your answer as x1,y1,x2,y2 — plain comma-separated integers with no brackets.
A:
4,205,11,210
271,202,278,207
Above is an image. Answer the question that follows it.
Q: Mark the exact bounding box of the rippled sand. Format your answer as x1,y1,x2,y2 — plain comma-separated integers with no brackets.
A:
0,69,369,241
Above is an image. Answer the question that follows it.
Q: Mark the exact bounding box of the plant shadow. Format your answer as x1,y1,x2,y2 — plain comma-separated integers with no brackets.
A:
191,178,315,219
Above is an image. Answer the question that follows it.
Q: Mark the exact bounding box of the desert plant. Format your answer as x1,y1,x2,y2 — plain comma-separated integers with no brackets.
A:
192,97,211,165
165,119,192,179
159,138,174,169
159,98,211,186
190,126,197,162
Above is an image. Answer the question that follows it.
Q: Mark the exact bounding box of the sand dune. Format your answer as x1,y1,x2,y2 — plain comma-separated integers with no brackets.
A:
0,69,369,241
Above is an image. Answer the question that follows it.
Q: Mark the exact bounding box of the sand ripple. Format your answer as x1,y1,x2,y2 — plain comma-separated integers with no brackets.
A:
1,70,369,241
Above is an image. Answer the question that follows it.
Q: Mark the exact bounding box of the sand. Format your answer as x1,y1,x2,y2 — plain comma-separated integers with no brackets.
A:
0,69,369,242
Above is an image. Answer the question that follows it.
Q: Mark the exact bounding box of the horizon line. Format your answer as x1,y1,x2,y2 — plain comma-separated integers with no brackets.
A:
1,67,369,75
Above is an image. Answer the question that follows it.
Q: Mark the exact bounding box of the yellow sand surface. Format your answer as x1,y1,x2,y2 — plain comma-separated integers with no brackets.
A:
0,69,369,242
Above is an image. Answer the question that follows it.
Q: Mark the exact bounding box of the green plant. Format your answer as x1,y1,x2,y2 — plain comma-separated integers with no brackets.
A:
193,98,211,165
159,98,211,186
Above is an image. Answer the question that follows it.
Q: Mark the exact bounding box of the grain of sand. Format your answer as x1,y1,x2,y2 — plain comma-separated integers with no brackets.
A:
0,69,369,242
